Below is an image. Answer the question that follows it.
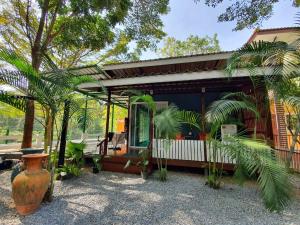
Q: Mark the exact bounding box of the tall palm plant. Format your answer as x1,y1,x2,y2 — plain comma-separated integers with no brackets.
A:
154,104,182,181
203,40,296,211
206,97,293,211
0,48,99,201
226,37,300,168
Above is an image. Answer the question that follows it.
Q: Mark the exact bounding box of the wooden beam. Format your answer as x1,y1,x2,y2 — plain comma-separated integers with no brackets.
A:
201,88,207,162
104,90,111,155
126,96,130,154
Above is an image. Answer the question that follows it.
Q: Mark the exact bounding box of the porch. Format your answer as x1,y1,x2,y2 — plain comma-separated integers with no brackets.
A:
77,53,297,173
91,75,265,174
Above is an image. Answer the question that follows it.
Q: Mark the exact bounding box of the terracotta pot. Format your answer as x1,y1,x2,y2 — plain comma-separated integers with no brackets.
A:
12,153,50,215
175,133,184,140
199,132,207,140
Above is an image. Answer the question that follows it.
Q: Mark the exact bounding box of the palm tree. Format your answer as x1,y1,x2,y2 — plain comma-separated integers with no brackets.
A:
226,37,300,168
154,104,182,181
203,40,296,211
0,48,100,201
205,95,293,211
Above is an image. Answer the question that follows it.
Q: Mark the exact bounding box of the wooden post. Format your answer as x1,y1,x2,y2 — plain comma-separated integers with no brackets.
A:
111,103,115,132
58,100,70,167
201,87,207,162
82,96,88,134
126,96,130,153
104,90,111,155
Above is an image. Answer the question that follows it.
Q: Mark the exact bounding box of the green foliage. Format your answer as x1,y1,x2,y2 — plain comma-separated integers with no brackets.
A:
124,89,157,112
0,48,97,112
226,35,300,167
194,0,299,30
158,168,167,182
178,110,202,131
206,140,224,189
207,173,221,189
92,155,103,171
0,91,27,112
136,150,150,172
57,164,81,177
154,104,182,139
206,98,259,126
159,34,221,57
50,150,59,166
124,150,150,173
220,136,293,212
0,0,169,66
65,141,86,169
128,90,188,181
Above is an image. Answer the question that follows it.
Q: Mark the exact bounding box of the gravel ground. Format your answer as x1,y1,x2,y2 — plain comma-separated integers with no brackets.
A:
1,170,300,225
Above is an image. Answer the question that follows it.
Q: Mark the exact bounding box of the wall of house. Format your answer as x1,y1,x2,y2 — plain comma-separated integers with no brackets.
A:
153,92,222,139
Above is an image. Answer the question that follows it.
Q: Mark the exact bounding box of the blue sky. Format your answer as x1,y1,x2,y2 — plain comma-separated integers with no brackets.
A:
142,0,299,59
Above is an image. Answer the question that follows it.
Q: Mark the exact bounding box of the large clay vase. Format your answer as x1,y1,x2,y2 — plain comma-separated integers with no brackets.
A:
12,153,50,215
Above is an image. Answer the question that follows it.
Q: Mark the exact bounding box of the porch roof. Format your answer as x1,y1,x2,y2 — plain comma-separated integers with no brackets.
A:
72,51,255,106
73,51,233,82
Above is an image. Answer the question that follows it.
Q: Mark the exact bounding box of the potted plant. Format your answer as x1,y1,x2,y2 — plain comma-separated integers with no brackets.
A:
92,155,103,174
124,150,150,179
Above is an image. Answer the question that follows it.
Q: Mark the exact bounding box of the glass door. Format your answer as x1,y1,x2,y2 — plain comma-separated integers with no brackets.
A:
129,103,150,148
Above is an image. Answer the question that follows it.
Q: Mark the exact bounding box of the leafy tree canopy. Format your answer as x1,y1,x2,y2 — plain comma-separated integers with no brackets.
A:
158,34,221,57
0,0,170,67
195,0,300,30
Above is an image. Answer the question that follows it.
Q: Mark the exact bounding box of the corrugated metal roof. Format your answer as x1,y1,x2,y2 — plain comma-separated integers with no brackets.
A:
103,50,234,67
247,26,300,43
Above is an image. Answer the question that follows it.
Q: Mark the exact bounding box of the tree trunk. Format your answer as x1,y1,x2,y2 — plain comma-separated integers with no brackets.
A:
21,49,42,148
21,100,35,148
43,112,55,202
58,101,70,167
44,108,53,151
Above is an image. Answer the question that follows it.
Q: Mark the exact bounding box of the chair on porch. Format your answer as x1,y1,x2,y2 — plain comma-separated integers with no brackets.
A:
109,133,126,151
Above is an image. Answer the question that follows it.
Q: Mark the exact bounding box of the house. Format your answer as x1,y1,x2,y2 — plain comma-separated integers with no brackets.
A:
75,27,300,173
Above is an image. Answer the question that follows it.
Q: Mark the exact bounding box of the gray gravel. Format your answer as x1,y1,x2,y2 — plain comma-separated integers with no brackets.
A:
1,170,300,225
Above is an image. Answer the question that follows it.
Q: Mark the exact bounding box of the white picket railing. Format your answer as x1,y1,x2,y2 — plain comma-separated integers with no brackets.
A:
152,139,234,164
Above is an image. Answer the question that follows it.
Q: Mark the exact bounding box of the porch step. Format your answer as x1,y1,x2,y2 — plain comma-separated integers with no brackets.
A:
102,156,142,174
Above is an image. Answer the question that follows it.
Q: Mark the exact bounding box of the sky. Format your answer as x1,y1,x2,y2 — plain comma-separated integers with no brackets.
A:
142,0,299,59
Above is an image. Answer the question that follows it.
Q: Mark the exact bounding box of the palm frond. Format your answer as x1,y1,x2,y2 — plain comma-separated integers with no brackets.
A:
282,96,300,112
226,41,289,75
0,91,27,112
206,99,259,124
0,48,37,76
128,91,156,112
0,69,28,94
221,92,255,103
221,136,293,212
154,104,181,139
177,110,201,130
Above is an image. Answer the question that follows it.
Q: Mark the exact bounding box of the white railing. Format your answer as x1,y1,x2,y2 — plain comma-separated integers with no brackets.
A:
152,139,234,164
